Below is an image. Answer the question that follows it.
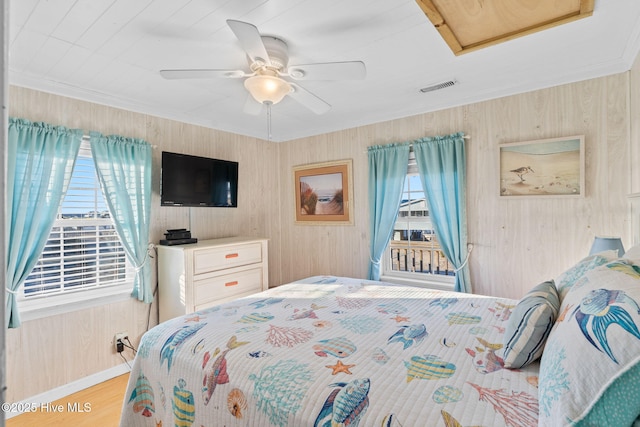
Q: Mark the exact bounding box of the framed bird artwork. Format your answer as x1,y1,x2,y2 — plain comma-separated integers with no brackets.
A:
498,135,585,198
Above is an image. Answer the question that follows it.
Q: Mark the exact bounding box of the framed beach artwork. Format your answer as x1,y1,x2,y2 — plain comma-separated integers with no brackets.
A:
293,159,354,225
499,135,585,198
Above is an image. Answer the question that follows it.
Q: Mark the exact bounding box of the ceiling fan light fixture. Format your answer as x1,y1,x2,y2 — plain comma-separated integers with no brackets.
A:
244,75,292,105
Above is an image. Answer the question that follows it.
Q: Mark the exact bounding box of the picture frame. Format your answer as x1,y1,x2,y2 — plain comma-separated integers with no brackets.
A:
293,159,354,225
499,135,585,198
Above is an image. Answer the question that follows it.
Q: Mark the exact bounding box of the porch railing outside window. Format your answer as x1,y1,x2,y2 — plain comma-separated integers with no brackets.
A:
389,235,455,276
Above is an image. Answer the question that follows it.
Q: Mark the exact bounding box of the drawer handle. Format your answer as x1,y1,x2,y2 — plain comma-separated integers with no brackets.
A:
225,281,239,287
225,253,239,259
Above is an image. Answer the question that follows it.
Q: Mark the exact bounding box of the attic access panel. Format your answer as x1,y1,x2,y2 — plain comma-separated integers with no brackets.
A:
416,0,595,55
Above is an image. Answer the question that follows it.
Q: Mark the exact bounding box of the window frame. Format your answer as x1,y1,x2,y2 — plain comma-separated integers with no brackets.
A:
380,154,455,291
16,139,134,321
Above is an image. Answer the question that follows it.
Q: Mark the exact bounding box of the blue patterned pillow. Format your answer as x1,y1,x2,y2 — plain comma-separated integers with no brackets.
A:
555,251,618,301
502,280,559,369
539,260,640,425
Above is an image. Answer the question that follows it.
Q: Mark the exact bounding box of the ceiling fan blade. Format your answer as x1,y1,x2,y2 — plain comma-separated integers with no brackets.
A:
287,83,331,115
243,94,264,115
226,19,271,66
160,69,247,79
286,61,366,81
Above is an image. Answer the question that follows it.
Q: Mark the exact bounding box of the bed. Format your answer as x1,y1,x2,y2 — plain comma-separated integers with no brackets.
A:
119,250,640,427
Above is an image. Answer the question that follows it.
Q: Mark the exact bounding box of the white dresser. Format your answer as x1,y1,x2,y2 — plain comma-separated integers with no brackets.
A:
157,236,269,322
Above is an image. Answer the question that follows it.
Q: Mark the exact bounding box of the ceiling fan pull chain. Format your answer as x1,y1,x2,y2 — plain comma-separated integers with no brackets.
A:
266,101,272,142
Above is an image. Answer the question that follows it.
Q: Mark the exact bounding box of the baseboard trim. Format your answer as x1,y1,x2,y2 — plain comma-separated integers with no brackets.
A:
5,363,130,419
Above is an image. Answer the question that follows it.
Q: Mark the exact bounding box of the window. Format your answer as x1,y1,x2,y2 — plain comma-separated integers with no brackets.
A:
381,151,455,288
18,141,133,318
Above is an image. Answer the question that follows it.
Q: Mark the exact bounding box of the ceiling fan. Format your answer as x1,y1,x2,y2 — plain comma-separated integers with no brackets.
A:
160,19,366,115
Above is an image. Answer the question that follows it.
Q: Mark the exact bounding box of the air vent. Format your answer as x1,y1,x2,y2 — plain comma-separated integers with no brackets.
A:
419,80,457,93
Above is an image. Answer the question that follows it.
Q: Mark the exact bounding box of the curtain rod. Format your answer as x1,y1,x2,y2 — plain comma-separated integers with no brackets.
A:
412,134,470,144
364,135,470,153
81,134,158,149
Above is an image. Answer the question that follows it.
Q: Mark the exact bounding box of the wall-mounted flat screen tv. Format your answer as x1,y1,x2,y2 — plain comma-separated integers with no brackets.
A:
161,151,238,207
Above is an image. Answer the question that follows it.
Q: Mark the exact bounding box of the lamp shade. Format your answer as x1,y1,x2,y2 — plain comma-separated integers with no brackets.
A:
244,75,291,105
589,236,625,256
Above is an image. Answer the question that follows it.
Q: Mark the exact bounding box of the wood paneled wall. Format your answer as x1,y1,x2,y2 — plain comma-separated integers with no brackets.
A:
277,72,632,300
630,54,640,195
5,87,281,402
4,56,638,401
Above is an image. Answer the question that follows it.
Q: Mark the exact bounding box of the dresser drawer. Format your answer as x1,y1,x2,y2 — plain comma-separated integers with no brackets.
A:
193,266,263,305
193,242,262,274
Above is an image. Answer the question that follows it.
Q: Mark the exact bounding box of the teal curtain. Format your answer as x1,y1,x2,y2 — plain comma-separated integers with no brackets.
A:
367,142,410,280
6,118,82,328
90,132,153,303
413,132,471,293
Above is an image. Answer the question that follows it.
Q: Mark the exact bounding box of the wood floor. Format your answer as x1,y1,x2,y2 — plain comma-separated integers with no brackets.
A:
6,374,129,427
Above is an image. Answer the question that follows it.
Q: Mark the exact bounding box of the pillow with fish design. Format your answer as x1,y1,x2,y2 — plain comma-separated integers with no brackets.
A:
554,251,618,302
538,260,640,426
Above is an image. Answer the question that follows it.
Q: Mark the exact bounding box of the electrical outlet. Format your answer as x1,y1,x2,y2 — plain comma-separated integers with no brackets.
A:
114,332,128,353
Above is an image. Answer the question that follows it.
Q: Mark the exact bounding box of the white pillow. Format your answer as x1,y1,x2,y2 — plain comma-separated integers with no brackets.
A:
623,244,640,262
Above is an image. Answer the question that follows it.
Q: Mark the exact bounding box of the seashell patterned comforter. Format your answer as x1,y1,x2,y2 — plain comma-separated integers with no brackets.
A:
119,276,540,427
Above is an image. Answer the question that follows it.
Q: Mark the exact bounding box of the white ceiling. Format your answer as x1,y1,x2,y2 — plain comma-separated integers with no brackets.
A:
9,1,640,142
